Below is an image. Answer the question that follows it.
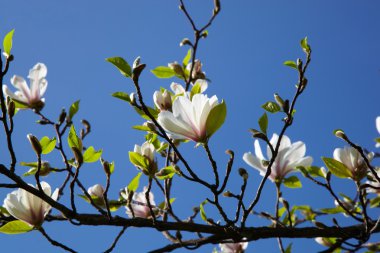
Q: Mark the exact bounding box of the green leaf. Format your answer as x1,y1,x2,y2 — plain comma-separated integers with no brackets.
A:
182,49,192,67
129,152,150,171
83,146,102,163
300,37,310,53
283,176,302,188
199,200,208,222
3,29,15,56
151,66,175,78
262,101,281,113
109,162,115,174
108,200,123,212
127,172,142,192
190,80,202,99
112,92,131,103
133,106,159,121
68,100,80,121
283,61,297,69
375,137,380,145
320,206,345,214
206,100,227,139
20,162,38,167
370,196,380,208
39,136,56,155
0,220,33,234
298,166,325,178
155,166,178,180
67,125,82,151
106,57,132,78
132,125,151,132
322,157,352,179
158,198,176,210
258,112,268,135
285,243,293,253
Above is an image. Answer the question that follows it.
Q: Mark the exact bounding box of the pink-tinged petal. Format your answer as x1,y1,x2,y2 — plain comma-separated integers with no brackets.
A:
38,79,48,98
2,85,28,103
10,75,31,100
243,152,267,176
158,111,198,140
28,63,47,99
170,82,185,95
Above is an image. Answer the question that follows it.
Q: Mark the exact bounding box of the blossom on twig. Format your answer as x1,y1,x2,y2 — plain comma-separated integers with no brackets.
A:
218,241,248,253
3,181,58,227
2,63,48,110
243,134,312,183
125,187,158,219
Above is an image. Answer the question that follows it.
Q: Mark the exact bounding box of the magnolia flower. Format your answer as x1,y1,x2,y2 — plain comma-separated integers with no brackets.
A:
88,184,105,199
170,80,208,96
157,93,224,143
186,59,206,81
170,82,186,95
376,117,380,148
366,169,380,195
333,146,371,181
218,241,248,253
243,134,312,183
3,181,58,227
125,187,158,219
153,89,172,111
132,141,157,174
2,63,47,110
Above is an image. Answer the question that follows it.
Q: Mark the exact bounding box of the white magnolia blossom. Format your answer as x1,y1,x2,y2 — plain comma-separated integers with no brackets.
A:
157,93,220,142
153,89,172,111
2,63,47,110
243,134,313,182
3,181,58,227
170,82,186,95
88,184,105,199
333,146,371,180
218,241,248,253
186,59,206,80
134,141,155,164
125,187,158,219
315,237,334,247
376,116,380,148
366,168,380,195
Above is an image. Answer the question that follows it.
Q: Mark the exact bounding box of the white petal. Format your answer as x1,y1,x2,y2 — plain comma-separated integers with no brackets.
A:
243,152,267,176
10,75,31,100
254,140,265,160
158,111,198,140
377,116,380,134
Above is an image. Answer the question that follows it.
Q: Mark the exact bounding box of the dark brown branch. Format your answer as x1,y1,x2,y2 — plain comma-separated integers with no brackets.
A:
103,226,127,253
38,227,77,253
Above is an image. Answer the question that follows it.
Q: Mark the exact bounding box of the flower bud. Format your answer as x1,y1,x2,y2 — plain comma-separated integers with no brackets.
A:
7,100,15,118
223,191,233,197
72,147,83,166
133,56,141,70
27,134,42,155
213,0,221,14
101,158,111,177
296,58,303,71
238,168,249,179
143,121,157,132
130,93,137,105
58,109,67,125
299,78,308,93
153,90,172,111
180,38,192,47
334,129,347,140
168,62,184,77
274,93,285,108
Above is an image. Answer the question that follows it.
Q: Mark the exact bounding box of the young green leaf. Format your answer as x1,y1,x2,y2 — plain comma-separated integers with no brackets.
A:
112,92,131,103
0,220,33,234
190,81,202,99
83,146,102,163
39,136,56,155
129,152,150,172
199,200,208,222
155,166,178,180
262,101,281,113
68,125,83,151
151,66,175,78
3,29,15,56
258,112,268,135
283,61,297,69
158,198,176,210
132,125,151,132
285,243,293,253
206,100,227,138
182,49,192,67
300,37,310,53
127,172,142,192
68,100,80,121
322,157,352,179
283,176,302,188
106,57,132,78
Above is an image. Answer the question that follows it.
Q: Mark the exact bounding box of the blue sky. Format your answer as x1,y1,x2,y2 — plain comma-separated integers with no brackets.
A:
0,1,379,252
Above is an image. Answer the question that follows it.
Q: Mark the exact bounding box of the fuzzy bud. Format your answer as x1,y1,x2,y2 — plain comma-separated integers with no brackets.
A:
58,109,67,125
168,62,184,77
133,56,141,70
7,100,15,118
180,38,192,47
72,147,83,166
238,168,249,180
101,158,111,177
223,191,233,197
27,134,42,156
334,129,347,140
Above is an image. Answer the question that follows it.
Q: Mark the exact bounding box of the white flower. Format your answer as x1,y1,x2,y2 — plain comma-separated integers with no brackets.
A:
186,59,206,81
125,187,158,219
153,89,172,111
88,184,105,199
157,93,223,143
134,142,155,164
243,134,312,182
218,241,248,253
376,117,380,148
315,237,334,247
170,82,186,95
3,181,58,227
2,63,47,110
366,168,380,195
333,146,370,180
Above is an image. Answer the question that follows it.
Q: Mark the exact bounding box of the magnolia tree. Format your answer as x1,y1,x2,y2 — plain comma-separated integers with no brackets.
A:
0,1,379,253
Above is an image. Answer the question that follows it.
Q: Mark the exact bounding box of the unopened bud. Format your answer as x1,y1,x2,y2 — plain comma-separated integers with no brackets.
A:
334,129,347,140
133,56,141,70
27,134,42,155
130,93,137,104
7,100,15,118
58,109,67,125
238,168,249,179
72,147,83,166
168,62,184,77
81,119,91,133
192,207,200,213
223,191,233,197
180,38,192,47
213,0,221,14
274,93,285,108
299,78,308,93
143,121,157,132
132,63,146,81
101,159,111,177
296,58,303,71
261,160,270,167
225,149,234,156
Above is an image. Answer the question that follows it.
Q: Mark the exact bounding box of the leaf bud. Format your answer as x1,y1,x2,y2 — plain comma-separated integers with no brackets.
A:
27,134,42,156
72,146,83,166
223,191,233,197
168,62,184,77
101,158,111,177
299,78,308,93
58,109,67,125
143,121,157,132
296,58,303,71
238,168,249,180
81,119,91,133
213,0,221,14
133,56,141,70
7,100,15,118
274,93,285,108
334,129,347,141
129,93,137,105
180,38,192,47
